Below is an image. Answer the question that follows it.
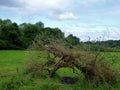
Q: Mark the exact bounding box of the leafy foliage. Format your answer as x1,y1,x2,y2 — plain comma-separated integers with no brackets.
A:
65,34,80,45
0,18,120,51
0,19,65,49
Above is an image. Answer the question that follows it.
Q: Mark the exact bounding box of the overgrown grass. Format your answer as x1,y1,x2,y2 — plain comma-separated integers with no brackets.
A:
101,52,120,69
0,50,28,73
0,50,120,90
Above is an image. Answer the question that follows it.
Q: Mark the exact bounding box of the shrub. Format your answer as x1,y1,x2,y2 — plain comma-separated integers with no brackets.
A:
0,74,30,90
23,59,46,78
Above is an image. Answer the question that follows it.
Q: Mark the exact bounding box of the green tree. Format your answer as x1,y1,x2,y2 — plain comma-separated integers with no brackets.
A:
0,22,22,49
65,34,80,45
19,22,44,48
44,27,64,39
35,21,44,28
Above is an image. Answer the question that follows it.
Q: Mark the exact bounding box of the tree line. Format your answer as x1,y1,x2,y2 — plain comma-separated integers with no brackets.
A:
86,40,120,52
0,19,80,50
0,19,120,51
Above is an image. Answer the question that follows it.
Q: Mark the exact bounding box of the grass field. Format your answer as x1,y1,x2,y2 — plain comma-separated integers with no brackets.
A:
0,50,120,90
0,50,29,75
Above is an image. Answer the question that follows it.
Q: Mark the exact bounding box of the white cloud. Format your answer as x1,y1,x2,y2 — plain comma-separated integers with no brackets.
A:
0,0,25,7
1,0,120,19
62,23,120,41
17,0,77,20
58,12,77,20
64,28,120,41
20,0,72,13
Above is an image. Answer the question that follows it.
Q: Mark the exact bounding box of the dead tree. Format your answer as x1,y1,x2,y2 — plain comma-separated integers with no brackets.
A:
34,36,116,84
44,44,116,85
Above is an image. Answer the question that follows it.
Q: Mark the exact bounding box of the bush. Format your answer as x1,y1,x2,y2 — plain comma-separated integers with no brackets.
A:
0,74,30,90
23,58,46,78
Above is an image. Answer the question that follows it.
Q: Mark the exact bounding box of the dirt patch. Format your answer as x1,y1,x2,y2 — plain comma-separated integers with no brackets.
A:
61,76,79,85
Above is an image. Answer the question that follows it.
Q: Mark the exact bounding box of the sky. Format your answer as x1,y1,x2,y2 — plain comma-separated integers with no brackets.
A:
0,0,120,41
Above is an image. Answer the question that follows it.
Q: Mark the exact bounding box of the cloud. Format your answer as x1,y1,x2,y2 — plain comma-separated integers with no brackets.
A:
0,0,25,8
62,23,120,41
103,6,120,16
63,28,120,41
0,0,120,19
49,12,77,20
1,0,76,20
58,12,77,20
22,0,72,12
20,0,79,20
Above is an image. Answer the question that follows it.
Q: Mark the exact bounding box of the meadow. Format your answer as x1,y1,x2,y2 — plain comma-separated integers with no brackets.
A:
0,50,120,90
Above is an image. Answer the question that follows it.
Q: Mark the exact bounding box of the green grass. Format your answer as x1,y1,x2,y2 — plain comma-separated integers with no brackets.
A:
0,50,120,90
0,50,29,74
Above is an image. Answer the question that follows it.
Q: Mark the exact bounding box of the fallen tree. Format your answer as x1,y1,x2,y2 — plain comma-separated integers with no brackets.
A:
43,44,116,85
31,35,116,85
